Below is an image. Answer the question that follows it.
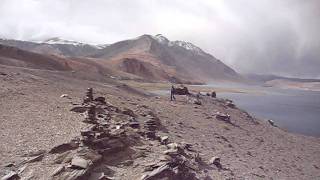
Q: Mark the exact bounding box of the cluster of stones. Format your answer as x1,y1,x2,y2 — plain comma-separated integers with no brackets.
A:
141,140,216,180
50,88,142,180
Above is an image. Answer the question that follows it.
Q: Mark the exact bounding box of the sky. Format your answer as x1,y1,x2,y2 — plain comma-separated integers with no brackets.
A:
0,0,319,78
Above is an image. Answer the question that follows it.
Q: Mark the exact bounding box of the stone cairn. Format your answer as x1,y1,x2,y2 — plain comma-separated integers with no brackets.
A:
83,88,93,104
48,88,143,179
144,113,160,139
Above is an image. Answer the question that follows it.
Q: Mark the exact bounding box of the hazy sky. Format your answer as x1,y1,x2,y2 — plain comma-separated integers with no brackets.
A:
0,0,319,78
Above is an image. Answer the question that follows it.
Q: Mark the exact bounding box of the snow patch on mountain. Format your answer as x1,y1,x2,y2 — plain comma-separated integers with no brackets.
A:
153,34,170,44
151,34,205,55
42,37,109,49
42,37,85,46
169,41,204,54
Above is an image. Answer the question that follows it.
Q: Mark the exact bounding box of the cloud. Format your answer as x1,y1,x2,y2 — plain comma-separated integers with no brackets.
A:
0,0,319,78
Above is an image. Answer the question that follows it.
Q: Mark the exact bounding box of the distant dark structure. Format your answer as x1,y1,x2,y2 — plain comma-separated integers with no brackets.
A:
170,85,191,101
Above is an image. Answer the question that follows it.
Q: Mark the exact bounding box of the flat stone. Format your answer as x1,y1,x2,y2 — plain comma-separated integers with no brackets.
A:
167,143,178,150
71,156,90,169
141,163,172,180
26,153,44,163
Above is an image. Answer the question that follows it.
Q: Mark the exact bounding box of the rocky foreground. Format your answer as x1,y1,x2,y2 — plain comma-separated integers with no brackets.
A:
0,65,320,180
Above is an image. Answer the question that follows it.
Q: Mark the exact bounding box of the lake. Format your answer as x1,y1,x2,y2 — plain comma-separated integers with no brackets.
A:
206,83,320,137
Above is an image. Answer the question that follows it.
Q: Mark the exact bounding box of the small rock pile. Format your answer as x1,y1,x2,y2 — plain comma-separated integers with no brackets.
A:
225,100,235,108
141,142,203,180
49,88,143,179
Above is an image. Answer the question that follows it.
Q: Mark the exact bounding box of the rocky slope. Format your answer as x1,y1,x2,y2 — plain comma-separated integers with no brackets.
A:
0,65,319,179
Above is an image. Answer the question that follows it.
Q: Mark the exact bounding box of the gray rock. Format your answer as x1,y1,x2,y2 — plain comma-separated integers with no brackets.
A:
209,156,222,169
71,156,90,169
160,136,169,145
268,119,277,127
214,112,231,123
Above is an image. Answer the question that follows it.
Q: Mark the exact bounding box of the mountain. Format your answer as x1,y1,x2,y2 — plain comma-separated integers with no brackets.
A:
0,35,243,84
90,34,243,83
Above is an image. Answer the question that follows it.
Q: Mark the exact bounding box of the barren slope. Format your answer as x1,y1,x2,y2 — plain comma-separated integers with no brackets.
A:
0,65,319,179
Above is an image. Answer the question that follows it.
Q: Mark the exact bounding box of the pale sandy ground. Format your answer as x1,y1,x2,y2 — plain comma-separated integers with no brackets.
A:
266,79,320,91
0,65,320,179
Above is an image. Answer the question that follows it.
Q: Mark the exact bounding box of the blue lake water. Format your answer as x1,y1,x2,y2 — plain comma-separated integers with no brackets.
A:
205,84,320,137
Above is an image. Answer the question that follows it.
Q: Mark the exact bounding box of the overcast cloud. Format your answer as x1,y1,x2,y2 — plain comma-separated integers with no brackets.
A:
0,0,319,78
